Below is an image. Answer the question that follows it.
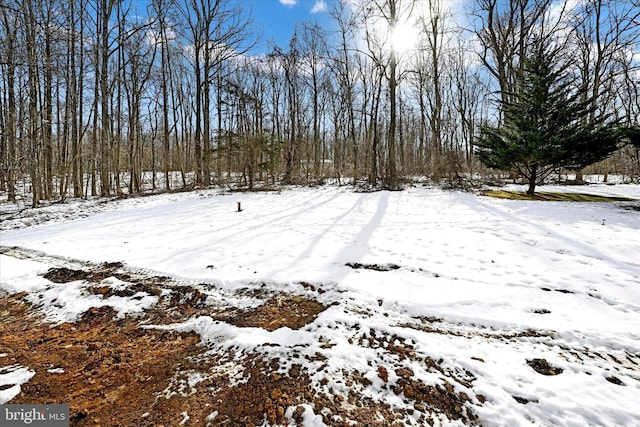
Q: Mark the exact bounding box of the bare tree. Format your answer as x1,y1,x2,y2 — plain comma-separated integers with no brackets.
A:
329,0,360,182
570,0,640,181
71,0,88,199
473,0,551,109
362,0,417,189
94,0,119,196
277,34,303,184
22,0,44,206
420,0,446,158
0,1,19,202
178,0,255,187
121,14,157,193
451,43,488,165
300,22,330,179
149,0,175,190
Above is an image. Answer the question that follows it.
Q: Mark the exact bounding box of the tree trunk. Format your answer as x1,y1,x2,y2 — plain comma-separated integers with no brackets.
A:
42,22,54,200
25,0,41,206
73,0,85,198
161,35,171,191
99,0,112,196
194,43,203,185
527,163,538,195
1,7,17,202
387,47,398,189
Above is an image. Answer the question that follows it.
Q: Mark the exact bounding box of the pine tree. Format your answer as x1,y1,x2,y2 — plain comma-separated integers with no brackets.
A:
621,126,640,149
476,38,620,195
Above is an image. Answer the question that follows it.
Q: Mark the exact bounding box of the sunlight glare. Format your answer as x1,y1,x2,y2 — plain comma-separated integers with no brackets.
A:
390,23,420,53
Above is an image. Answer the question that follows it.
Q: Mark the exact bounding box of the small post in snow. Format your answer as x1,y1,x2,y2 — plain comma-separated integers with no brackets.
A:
237,201,243,212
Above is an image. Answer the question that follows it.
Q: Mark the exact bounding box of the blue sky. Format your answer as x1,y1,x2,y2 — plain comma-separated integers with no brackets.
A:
250,0,335,52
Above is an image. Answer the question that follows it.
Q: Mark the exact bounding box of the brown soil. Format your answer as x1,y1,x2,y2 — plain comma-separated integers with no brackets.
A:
1,261,483,426
1,296,205,426
227,295,326,331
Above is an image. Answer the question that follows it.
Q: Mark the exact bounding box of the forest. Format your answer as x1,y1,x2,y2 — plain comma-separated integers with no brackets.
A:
1,0,639,206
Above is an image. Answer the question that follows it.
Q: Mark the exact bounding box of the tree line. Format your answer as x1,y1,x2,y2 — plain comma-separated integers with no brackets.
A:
1,0,639,205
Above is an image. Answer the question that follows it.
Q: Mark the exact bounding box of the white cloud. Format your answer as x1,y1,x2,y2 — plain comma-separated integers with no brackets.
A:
310,0,327,14
279,0,296,6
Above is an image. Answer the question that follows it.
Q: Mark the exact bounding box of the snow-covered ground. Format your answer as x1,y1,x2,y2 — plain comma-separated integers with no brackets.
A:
1,183,639,426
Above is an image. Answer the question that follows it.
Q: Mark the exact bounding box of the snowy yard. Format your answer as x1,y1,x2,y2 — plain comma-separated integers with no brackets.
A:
1,184,639,426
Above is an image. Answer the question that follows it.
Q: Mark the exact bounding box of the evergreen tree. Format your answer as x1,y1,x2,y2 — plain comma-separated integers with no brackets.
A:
620,126,640,149
475,38,620,194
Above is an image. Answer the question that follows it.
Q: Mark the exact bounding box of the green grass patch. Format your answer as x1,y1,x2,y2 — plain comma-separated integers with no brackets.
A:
482,190,635,202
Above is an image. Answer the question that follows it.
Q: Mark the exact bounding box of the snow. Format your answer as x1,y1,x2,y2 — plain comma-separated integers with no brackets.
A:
0,365,35,404
0,255,158,323
1,183,639,425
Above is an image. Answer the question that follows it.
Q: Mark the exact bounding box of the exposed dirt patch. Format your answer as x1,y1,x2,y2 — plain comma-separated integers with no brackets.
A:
201,355,314,425
346,262,401,271
43,267,93,283
605,375,625,386
621,204,640,211
344,329,483,425
527,358,564,376
0,297,202,426
299,281,326,294
227,295,327,331
2,287,332,425
403,318,554,342
1,255,484,426
90,281,163,299
541,287,574,294
391,370,478,425
513,395,538,404
43,263,143,285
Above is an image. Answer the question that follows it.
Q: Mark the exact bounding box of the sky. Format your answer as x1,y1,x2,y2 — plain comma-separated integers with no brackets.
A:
250,0,335,52
248,0,469,55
